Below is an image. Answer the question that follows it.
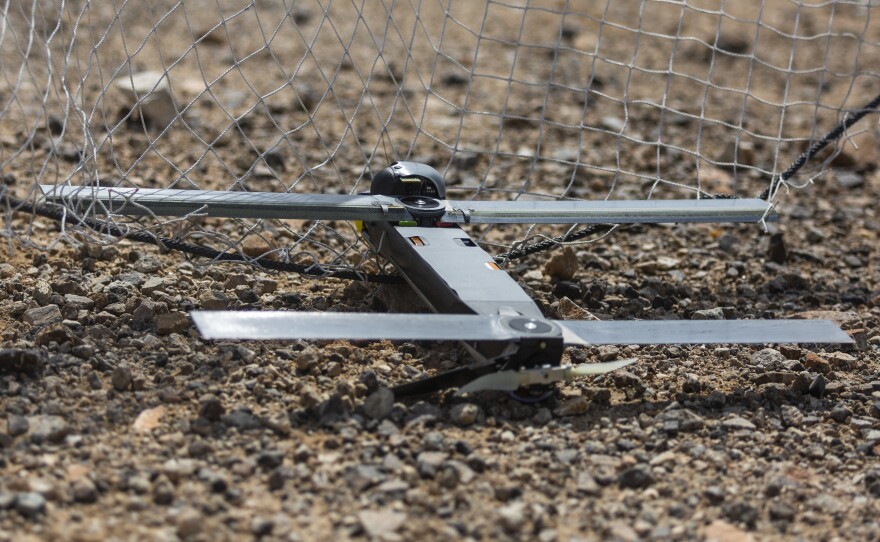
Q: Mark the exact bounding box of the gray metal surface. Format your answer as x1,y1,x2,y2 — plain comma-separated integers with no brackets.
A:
191,311,518,342
42,185,776,225
40,185,410,222
558,319,852,346
443,197,777,224
383,225,544,318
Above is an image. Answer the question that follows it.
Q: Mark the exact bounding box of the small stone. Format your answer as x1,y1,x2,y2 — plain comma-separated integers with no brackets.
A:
152,478,175,505
111,364,133,391
769,501,796,522
692,307,725,320
554,397,590,417
72,478,98,504
830,404,852,423
449,403,481,427
723,501,759,528
358,510,406,538
222,408,261,431
23,304,63,327
870,402,880,420
618,465,655,489
751,348,785,369
836,170,864,188
767,232,787,264
199,394,225,422
576,472,601,496
0,349,45,375
498,501,528,533
250,517,275,537
809,374,826,398
28,415,70,444
722,416,756,432
556,296,598,320
544,247,579,280
134,255,162,274
140,276,165,295
804,352,831,373
362,388,394,420
718,234,739,252
176,507,204,539
417,451,447,478
132,406,166,433
63,294,95,311
7,414,29,437
198,290,228,310
704,486,725,504
14,493,46,518
155,312,189,335
295,347,320,372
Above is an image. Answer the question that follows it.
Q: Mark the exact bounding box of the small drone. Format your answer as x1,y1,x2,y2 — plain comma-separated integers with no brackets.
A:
43,162,851,398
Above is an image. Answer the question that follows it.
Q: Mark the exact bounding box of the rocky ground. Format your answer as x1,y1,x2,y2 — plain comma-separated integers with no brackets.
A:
1,2,880,541
0,171,879,541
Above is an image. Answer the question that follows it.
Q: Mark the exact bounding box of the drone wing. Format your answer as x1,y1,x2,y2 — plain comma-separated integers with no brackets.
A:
39,185,410,222
443,198,776,224
191,311,520,342
41,185,775,224
192,311,851,345
558,319,852,346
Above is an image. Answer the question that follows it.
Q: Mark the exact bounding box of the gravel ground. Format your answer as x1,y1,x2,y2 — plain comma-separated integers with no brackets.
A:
1,173,878,541
1,2,880,541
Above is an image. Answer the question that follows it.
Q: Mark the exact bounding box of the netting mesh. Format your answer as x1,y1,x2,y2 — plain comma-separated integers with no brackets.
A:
2,0,879,273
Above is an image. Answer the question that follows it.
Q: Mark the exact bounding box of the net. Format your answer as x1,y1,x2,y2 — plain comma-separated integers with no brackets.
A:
2,0,878,274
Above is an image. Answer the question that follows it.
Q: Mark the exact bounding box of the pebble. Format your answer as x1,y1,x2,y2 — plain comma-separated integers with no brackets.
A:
28,415,70,444
576,472,601,496
362,388,394,420
830,404,852,423
14,493,46,518
449,403,481,427
23,304,63,327
554,397,590,417
72,478,98,504
722,416,756,432
809,374,826,398
750,348,785,369
0,349,45,375
176,507,204,539
111,364,133,391
199,394,226,422
767,232,787,263
7,414,29,437
358,510,406,538
155,312,190,335
498,501,528,533
618,465,655,489
692,307,725,320
544,247,578,280
199,290,228,310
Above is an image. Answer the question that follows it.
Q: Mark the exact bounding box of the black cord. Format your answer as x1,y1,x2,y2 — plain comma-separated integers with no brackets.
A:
759,90,880,200
2,193,405,285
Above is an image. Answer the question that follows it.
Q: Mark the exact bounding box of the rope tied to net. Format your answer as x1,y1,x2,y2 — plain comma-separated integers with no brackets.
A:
497,88,880,262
